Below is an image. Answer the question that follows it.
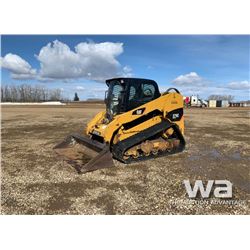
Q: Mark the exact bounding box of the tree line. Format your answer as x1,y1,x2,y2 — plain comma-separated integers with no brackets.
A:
208,95,234,101
1,84,63,102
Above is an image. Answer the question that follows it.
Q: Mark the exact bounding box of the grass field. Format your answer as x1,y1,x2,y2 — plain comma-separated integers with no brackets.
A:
1,104,249,214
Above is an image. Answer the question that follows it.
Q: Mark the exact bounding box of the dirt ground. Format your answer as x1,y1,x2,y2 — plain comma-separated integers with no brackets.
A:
1,104,249,214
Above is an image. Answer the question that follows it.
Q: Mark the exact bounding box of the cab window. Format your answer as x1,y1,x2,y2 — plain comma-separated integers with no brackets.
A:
129,85,136,100
141,83,155,101
126,82,156,111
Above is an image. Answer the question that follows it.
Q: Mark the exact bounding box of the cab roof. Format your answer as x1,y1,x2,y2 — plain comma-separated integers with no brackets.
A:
106,77,157,86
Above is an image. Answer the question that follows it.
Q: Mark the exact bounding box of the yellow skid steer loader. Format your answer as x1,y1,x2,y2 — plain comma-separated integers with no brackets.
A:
54,78,185,173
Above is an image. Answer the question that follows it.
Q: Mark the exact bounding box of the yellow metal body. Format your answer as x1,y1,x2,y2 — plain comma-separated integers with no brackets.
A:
86,92,184,145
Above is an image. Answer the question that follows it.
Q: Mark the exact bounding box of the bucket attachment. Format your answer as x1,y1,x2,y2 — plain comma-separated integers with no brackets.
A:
53,133,114,174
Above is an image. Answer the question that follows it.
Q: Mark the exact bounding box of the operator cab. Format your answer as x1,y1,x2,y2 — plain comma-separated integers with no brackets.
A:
105,78,161,118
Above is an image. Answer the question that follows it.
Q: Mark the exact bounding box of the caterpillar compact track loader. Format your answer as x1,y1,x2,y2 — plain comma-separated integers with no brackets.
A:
54,78,185,174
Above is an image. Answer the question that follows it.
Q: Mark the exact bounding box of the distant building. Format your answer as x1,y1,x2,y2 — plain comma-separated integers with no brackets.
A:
229,102,241,107
241,101,250,107
221,100,229,107
208,100,216,108
209,100,229,108
230,101,250,107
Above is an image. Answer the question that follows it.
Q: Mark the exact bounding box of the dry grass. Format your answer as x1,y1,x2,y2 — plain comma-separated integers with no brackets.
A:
1,105,249,214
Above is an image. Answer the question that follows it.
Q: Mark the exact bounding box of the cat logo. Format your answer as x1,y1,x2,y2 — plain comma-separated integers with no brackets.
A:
172,113,180,119
132,108,146,115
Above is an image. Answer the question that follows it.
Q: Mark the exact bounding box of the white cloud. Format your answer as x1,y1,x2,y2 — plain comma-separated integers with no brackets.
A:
0,53,36,79
172,72,206,87
226,80,250,90
75,86,85,91
36,40,127,82
122,65,133,77
1,40,132,82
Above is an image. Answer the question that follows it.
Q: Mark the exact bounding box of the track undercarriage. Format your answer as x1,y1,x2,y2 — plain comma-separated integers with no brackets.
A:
112,119,185,164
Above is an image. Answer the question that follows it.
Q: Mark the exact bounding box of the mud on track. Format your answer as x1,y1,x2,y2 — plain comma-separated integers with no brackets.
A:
1,104,249,214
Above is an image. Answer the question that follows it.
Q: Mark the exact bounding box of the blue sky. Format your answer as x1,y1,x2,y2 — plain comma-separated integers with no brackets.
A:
1,35,249,100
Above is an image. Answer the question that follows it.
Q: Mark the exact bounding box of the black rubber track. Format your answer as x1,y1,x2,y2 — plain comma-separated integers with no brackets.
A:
112,119,185,163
